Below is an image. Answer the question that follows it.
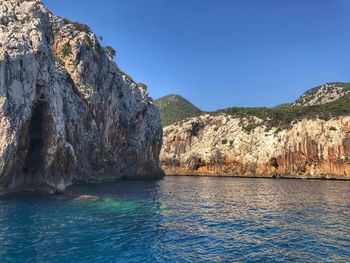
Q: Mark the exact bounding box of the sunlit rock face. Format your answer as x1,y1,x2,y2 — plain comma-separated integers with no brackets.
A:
161,114,350,179
0,0,163,193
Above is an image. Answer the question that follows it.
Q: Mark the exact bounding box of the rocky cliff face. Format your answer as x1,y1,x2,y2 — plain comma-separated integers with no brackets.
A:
0,0,163,193
161,114,350,179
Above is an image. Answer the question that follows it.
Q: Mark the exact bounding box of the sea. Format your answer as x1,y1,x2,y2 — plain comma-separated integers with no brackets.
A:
0,176,349,262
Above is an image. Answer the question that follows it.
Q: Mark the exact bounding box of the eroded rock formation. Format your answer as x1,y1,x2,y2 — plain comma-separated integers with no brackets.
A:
0,0,163,193
161,114,350,179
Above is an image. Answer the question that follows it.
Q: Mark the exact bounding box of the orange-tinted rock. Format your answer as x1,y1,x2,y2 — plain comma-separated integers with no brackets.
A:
161,114,350,179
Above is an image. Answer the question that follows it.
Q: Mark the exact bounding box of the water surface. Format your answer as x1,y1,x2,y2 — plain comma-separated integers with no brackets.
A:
0,176,349,262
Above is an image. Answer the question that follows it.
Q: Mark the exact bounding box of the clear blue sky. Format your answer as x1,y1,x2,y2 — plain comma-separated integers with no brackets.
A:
43,0,350,111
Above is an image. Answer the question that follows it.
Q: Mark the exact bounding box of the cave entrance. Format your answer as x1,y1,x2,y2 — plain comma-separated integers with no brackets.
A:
23,101,46,175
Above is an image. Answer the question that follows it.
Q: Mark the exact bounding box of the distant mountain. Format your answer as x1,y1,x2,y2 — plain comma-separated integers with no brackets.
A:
274,103,292,108
293,82,350,107
155,94,202,127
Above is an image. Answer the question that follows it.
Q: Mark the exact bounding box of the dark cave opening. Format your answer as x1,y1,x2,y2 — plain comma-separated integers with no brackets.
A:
23,102,46,174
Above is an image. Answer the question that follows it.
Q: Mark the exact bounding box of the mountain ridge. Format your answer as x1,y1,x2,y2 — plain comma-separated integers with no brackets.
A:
157,82,350,128
155,82,350,127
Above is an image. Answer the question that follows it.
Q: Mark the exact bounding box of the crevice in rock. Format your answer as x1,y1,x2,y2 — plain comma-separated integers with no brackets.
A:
22,101,46,175
3,98,52,191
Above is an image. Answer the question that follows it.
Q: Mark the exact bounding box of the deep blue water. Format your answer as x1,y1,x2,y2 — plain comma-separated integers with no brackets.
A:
0,176,349,262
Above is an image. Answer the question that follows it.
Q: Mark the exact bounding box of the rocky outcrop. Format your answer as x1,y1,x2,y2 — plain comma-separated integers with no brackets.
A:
0,0,163,193
293,83,350,107
161,114,350,179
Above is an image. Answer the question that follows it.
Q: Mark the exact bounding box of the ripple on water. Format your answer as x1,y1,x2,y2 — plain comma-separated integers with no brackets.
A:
0,177,349,262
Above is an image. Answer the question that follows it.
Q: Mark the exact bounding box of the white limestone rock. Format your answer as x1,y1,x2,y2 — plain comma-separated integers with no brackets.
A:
0,0,163,193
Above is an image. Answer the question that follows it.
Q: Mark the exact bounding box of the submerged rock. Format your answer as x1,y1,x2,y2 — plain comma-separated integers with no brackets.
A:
76,195,99,201
0,0,163,193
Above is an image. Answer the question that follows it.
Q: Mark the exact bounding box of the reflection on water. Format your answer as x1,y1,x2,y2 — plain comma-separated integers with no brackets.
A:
0,177,349,262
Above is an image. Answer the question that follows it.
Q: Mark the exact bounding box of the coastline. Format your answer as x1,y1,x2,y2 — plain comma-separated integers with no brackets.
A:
163,172,350,181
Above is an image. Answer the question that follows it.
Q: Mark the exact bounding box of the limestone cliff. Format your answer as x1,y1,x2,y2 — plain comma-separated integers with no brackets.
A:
161,88,350,179
0,0,163,193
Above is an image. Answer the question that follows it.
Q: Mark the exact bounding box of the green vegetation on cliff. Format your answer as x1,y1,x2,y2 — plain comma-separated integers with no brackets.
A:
293,82,350,106
214,92,350,132
158,82,350,131
155,94,202,127
63,18,91,34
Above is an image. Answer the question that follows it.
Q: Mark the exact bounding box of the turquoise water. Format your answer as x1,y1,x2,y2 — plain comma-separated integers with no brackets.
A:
0,176,349,262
